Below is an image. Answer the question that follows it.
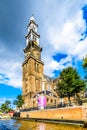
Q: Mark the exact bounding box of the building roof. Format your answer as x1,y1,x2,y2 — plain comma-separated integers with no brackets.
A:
44,74,53,82
44,74,60,83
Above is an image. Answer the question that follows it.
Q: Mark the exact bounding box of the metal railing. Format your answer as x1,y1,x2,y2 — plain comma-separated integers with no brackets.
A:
20,102,75,112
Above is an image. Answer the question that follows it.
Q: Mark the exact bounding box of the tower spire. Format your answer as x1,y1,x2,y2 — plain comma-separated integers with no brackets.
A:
26,15,40,46
30,14,35,21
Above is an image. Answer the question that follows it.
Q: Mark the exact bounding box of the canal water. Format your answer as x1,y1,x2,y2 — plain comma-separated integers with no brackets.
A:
0,119,86,130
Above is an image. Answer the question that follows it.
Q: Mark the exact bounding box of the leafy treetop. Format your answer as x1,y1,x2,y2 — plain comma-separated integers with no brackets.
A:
13,95,24,110
56,67,85,106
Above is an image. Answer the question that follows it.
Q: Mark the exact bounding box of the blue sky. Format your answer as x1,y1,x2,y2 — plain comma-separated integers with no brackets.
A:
0,0,87,107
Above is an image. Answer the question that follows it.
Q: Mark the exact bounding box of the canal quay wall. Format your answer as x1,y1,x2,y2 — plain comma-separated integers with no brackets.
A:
20,106,87,121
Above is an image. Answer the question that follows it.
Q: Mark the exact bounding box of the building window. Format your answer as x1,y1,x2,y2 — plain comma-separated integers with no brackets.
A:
33,35,37,41
25,80,28,93
51,99,53,103
37,64,39,72
33,35,34,40
25,85,28,93
54,100,56,105
33,101,35,107
36,80,39,92
35,62,39,72
47,98,49,102
35,62,36,71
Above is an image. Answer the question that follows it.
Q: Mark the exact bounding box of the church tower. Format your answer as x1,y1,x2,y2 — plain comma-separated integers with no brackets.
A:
22,15,44,108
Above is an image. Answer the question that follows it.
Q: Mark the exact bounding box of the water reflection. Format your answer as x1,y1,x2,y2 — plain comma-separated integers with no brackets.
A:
0,119,86,130
0,119,20,130
39,123,45,130
18,120,86,130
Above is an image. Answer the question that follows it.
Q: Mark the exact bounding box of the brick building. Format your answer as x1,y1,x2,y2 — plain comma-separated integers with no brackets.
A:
22,16,60,109
22,16,87,110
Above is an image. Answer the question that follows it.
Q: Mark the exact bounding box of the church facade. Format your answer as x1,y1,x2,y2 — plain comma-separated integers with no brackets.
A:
22,16,60,109
22,16,87,109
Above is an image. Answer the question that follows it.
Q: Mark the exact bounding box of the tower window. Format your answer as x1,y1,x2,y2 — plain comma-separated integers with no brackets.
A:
33,35,37,41
35,62,39,72
35,62,36,71
54,100,56,104
37,64,39,71
35,62,37,71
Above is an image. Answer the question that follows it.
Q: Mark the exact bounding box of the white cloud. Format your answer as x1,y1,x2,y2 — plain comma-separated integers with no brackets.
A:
73,37,87,59
44,59,60,77
0,61,22,88
0,45,22,88
46,10,85,54
44,55,73,77
0,0,87,88
41,1,87,77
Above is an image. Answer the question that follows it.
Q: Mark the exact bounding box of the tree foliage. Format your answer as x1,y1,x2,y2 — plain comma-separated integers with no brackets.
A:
0,100,12,113
82,54,87,79
13,95,24,110
56,67,85,106
82,55,87,68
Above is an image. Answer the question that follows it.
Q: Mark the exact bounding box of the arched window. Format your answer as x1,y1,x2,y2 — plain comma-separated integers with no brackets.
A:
51,99,53,103
35,62,39,72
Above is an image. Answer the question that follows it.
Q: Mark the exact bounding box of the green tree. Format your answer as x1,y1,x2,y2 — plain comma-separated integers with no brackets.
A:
82,55,87,80
82,55,87,96
56,67,85,106
82,54,87,69
0,100,11,113
5,101,11,107
13,95,24,110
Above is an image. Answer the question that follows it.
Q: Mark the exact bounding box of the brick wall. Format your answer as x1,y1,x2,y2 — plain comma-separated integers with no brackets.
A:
20,106,85,120
82,107,87,120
